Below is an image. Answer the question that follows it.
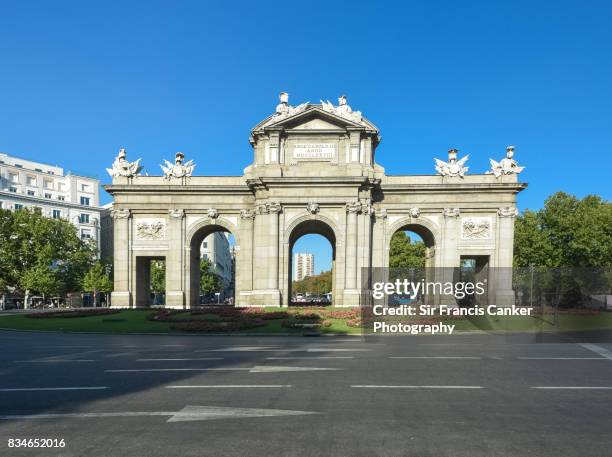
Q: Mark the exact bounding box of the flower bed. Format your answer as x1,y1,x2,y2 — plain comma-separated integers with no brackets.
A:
170,319,265,332
26,309,120,319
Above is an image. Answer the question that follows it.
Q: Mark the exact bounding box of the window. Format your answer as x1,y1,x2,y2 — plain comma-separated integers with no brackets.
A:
79,213,90,224
81,229,92,240
14,204,23,210
27,190,35,196
44,179,53,190
34,168,42,172
52,209,61,219
45,193,52,199
58,196,65,201
26,176,36,186
9,173,18,183
15,164,22,168
57,182,65,191
9,187,17,193
80,196,90,206
81,183,90,192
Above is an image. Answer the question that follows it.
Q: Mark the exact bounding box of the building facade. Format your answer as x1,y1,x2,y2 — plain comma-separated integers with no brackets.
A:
201,231,234,299
0,152,103,250
106,94,526,308
293,253,314,281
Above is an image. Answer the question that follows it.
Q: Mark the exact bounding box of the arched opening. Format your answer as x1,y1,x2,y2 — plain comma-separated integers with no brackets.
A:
388,223,436,305
189,224,237,307
288,220,336,306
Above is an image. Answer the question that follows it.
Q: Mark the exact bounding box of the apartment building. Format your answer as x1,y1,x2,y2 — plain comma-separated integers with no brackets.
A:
0,152,104,252
293,252,314,281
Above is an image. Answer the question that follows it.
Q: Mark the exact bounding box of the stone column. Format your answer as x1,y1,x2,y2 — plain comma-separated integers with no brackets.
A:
237,209,255,306
110,208,132,308
344,201,361,305
495,207,519,306
440,207,461,306
268,202,282,291
165,209,185,309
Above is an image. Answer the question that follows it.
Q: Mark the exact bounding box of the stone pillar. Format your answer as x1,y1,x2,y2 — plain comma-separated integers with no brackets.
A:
236,209,255,306
343,201,361,305
495,207,519,306
165,209,185,309
110,208,132,308
440,207,461,306
268,202,282,291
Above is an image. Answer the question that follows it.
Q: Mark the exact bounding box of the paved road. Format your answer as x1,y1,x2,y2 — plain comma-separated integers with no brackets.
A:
0,330,611,457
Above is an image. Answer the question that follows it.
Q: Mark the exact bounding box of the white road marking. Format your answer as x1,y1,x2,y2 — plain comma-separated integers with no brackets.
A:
15,359,95,363
107,364,342,373
0,387,108,392
389,356,482,359
136,358,223,362
0,405,319,423
105,368,249,372
519,357,607,360
306,348,371,352
166,385,293,389
249,365,342,373
351,385,484,389
266,357,354,360
205,346,281,352
35,346,93,349
532,386,612,390
580,343,612,360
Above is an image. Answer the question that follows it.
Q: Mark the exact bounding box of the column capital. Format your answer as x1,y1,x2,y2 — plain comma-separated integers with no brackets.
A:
346,201,362,214
442,207,460,218
240,208,255,219
111,208,131,219
498,206,519,218
267,202,282,214
168,209,185,219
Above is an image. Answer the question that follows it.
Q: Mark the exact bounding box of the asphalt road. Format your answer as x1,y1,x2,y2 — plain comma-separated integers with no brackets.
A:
0,330,611,457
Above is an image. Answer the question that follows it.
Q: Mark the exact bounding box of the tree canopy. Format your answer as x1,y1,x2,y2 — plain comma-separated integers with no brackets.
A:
0,208,96,295
292,270,332,296
514,192,612,267
389,231,426,268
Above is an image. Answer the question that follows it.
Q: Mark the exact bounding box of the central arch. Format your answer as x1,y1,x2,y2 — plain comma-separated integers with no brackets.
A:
186,219,239,307
286,217,337,306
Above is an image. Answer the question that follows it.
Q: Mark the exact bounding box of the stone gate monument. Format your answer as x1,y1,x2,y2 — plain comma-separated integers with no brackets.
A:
105,93,526,308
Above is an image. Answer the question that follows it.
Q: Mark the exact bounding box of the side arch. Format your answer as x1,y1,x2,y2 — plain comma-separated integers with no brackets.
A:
185,217,240,308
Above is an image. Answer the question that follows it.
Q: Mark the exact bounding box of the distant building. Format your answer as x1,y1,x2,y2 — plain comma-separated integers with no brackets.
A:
201,232,234,299
0,152,104,253
294,253,314,281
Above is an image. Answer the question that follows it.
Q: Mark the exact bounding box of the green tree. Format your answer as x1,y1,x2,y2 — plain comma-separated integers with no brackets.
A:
150,261,166,294
514,192,612,267
200,258,220,294
292,270,332,296
21,262,63,304
389,231,426,268
0,208,96,293
82,262,113,306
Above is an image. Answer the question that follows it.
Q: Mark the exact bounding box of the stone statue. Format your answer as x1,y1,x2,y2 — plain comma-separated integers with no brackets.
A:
207,208,219,219
106,148,142,178
434,149,469,178
488,146,525,178
320,95,363,124
273,92,308,119
161,152,196,179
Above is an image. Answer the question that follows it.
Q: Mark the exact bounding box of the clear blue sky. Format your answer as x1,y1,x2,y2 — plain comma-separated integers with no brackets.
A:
1,0,610,272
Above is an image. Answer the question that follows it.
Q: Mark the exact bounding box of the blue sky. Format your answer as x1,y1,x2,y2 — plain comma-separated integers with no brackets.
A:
1,0,610,273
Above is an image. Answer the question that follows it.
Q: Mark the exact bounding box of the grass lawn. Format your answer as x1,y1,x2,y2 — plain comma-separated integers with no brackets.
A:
0,308,610,335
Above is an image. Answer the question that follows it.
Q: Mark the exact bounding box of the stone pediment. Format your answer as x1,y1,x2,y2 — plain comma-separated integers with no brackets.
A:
253,105,378,134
